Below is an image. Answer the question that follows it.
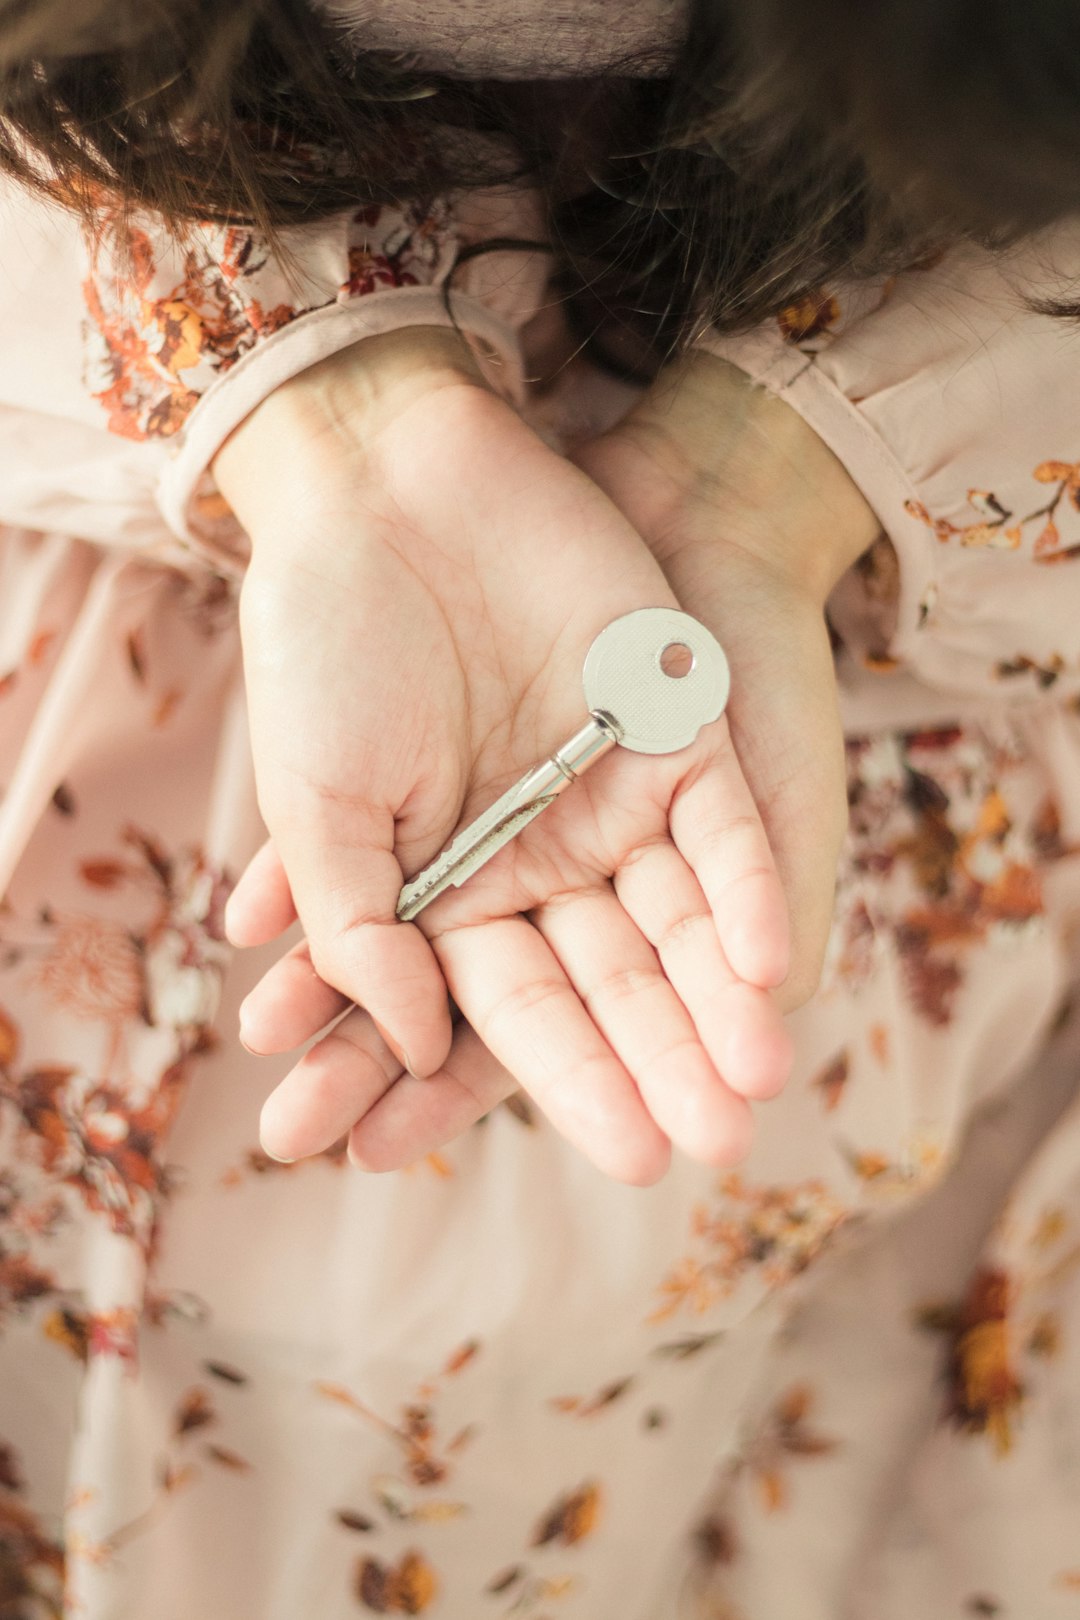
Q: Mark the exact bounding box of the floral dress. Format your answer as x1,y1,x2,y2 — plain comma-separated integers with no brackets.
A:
2,69,1080,1620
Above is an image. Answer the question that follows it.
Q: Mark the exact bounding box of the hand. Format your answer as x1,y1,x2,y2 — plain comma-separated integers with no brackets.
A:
217,329,793,1184
574,349,882,1013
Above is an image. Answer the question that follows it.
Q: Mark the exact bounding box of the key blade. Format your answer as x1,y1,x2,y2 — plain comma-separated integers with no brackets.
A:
396,791,556,921
396,764,558,923
395,716,619,923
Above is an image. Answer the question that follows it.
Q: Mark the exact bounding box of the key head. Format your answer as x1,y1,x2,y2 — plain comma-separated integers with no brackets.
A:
582,608,730,754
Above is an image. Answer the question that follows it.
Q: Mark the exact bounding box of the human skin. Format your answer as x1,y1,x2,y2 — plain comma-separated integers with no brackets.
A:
223,342,880,1176
215,327,796,1184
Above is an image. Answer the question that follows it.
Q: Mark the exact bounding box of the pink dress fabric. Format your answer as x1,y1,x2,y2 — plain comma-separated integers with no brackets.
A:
3,49,1080,1620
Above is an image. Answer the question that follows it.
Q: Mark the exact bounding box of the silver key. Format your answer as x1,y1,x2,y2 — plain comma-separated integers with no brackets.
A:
396,608,730,921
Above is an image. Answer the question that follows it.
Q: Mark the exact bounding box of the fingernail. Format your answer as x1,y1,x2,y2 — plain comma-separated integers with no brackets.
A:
372,1019,415,1076
262,1145,296,1165
237,1007,263,1056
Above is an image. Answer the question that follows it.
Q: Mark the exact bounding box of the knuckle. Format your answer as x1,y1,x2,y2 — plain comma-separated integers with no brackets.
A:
696,812,762,854
654,908,712,957
583,964,663,1015
482,975,566,1040
615,834,670,876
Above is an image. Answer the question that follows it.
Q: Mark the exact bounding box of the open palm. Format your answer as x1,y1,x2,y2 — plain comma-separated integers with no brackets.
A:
223,355,791,1182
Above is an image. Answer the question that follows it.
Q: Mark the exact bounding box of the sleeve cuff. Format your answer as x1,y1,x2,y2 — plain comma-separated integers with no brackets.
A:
155,286,526,573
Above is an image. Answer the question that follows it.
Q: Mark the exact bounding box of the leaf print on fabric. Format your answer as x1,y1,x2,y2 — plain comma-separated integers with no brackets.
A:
694,1512,738,1569
315,1344,480,1492
549,1377,635,1418
920,1202,1080,1457
832,728,1047,1026
0,831,232,1243
752,1387,838,1512
715,1385,839,1519
203,1359,248,1386
0,1466,65,1620
918,1267,1025,1455
812,1050,850,1112
174,1387,216,1437
839,1135,946,1201
223,1135,451,1185
650,1174,849,1324
203,1445,252,1473
318,1341,481,1606
995,653,1067,690
905,457,1080,562
0,1247,57,1325
531,1484,602,1548
777,289,840,344
356,1550,439,1614
66,1375,251,1574
82,203,452,442
0,1007,20,1067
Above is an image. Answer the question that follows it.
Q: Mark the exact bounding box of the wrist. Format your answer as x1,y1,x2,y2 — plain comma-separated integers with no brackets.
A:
618,351,881,606
213,325,487,546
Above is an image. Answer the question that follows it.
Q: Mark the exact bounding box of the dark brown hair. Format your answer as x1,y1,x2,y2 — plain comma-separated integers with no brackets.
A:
2,0,1080,347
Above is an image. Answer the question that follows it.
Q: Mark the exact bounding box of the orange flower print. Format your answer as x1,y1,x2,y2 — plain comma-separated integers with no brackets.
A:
835,729,1046,1026
83,202,452,442
920,1267,1024,1455
651,1174,849,1324
0,833,230,1243
35,916,143,1026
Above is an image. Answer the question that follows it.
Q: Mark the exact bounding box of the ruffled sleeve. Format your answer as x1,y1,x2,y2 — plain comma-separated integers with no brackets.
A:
81,193,545,570
698,224,1080,712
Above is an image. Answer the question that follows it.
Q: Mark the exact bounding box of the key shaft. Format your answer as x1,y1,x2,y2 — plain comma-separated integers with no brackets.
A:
396,714,620,922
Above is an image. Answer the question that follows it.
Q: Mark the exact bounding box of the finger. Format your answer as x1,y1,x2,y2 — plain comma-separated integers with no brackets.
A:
432,914,671,1186
615,837,793,1102
533,883,754,1166
259,1007,401,1163
348,1021,519,1171
238,938,351,1055
225,838,298,947
276,815,453,1080
724,609,847,1011
669,740,790,990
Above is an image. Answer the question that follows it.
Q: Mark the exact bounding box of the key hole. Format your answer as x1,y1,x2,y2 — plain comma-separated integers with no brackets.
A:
659,641,695,679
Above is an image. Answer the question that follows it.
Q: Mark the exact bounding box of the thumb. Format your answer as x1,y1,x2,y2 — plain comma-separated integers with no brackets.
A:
272,800,453,1078
725,591,846,1012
